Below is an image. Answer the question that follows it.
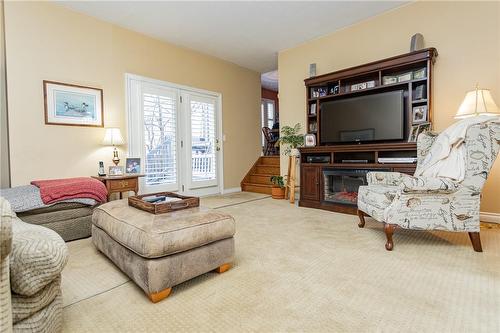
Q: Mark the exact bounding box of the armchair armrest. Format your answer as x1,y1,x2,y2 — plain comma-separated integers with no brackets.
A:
399,176,460,194
366,172,409,186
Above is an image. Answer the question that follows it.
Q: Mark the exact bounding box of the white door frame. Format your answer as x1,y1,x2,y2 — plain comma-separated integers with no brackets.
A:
125,73,224,196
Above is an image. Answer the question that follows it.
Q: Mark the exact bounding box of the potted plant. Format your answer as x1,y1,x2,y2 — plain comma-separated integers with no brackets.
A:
276,123,304,156
270,176,286,199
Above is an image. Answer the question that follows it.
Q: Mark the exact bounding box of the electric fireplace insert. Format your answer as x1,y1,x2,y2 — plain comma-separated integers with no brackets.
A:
322,168,389,206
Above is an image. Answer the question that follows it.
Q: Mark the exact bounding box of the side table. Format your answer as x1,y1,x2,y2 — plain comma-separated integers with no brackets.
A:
92,174,145,201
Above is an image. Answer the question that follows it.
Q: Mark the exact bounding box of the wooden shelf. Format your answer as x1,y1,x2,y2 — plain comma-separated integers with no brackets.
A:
412,98,428,104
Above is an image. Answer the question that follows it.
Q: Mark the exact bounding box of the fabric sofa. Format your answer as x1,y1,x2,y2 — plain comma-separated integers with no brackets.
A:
0,197,68,333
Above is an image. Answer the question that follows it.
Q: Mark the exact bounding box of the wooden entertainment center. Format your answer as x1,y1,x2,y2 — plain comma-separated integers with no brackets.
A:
299,48,438,214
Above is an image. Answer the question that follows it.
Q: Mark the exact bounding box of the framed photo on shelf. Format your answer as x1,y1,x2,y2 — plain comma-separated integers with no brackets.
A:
408,125,419,142
412,106,428,124
125,158,141,174
408,123,431,142
309,103,316,115
43,80,103,127
413,85,426,100
304,134,316,147
416,123,431,138
413,68,426,79
109,166,124,176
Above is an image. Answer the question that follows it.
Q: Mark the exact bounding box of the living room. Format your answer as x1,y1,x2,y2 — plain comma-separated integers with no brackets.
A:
1,1,499,332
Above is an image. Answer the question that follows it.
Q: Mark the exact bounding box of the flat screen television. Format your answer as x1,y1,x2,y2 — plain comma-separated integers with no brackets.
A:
320,90,405,144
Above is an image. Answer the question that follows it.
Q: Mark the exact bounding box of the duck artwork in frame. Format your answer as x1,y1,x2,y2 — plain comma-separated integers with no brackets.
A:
43,80,104,127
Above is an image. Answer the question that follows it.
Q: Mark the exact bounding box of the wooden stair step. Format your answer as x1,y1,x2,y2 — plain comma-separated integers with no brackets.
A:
248,174,274,185
259,156,280,166
241,182,273,195
255,165,280,175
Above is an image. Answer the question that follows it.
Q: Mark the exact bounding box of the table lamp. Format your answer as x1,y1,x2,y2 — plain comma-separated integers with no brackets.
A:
102,128,124,165
455,85,500,119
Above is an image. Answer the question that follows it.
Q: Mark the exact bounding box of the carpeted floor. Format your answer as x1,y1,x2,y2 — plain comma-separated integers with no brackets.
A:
61,192,500,332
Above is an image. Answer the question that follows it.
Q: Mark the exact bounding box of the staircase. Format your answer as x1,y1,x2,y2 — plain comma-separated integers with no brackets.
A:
241,156,280,195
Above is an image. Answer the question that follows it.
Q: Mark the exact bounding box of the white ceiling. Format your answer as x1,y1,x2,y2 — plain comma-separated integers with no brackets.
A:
56,1,408,73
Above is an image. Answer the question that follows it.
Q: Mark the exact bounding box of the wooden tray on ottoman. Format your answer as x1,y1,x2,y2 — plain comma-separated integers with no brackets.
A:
128,192,200,214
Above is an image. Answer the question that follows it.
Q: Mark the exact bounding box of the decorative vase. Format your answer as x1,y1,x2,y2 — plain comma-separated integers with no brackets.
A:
271,187,286,199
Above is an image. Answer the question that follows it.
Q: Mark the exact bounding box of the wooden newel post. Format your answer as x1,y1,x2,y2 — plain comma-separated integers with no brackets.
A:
285,154,298,203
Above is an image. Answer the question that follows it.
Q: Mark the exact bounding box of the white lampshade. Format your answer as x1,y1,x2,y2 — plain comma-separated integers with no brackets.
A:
102,128,124,146
455,87,500,119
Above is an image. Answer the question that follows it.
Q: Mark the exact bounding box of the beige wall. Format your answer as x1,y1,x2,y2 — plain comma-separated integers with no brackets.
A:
4,1,261,190
279,1,500,213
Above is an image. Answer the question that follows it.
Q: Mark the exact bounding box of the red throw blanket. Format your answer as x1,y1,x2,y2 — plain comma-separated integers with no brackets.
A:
31,177,108,204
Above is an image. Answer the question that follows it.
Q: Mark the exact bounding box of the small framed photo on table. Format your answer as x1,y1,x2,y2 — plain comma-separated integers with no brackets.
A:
109,166,124,176
126,158,141,174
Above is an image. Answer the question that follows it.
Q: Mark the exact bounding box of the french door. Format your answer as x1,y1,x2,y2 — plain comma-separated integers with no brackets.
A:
126,74,222,196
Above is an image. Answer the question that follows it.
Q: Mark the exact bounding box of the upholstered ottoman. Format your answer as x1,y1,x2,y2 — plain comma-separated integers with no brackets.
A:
91,199,235,303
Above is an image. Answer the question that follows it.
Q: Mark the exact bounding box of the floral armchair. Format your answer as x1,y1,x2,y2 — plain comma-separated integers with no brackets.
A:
357,122,500,251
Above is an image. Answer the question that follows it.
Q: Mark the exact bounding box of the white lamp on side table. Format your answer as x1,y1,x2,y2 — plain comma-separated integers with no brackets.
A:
102,128,125,165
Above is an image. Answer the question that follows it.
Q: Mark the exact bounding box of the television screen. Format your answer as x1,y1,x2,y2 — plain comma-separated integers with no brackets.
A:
320,90,404,144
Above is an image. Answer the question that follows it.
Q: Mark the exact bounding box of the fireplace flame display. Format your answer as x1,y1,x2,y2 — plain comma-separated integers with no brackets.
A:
323,169,385,206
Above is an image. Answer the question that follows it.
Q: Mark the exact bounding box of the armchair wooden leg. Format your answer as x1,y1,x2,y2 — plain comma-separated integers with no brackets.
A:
384,223,397,251
468,232,483,252
357,210,366,228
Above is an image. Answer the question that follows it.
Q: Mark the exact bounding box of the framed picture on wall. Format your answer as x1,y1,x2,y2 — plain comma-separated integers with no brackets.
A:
43,80,104,127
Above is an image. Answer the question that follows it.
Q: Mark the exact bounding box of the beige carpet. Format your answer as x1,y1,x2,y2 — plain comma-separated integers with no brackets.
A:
61,193,500,332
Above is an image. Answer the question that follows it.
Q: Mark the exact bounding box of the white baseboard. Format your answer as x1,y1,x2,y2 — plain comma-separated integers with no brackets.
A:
222,187,241,194
480,212,500,224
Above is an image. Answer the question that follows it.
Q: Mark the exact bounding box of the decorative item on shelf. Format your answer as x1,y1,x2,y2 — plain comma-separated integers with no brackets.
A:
413,68,426,79
269,176,286,199
109,165,124,176
318,87,328,97
309,63,317,77
309,103,316,116
304,134,317,147
382,76,398,85
98,161,106,176
125,158,141,174
413,84,426,100
455,85,500,119
351,80,376,92
311,87,320,98
410,33,424,52
412,105,428,124
328,83,340,95
308,122,317,132
102,127,125,166
397,72,413,82
43,80,103,127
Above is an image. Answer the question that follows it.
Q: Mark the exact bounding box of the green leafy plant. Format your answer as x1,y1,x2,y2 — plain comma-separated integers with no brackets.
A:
270,175,285,188
276,123,304,156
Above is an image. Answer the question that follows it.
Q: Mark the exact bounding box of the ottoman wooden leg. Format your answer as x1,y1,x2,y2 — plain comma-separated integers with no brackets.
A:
148,287,172,303
214,263,231,273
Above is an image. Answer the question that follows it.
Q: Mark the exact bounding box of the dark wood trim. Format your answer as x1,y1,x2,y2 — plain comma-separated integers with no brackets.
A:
43,80,104,128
